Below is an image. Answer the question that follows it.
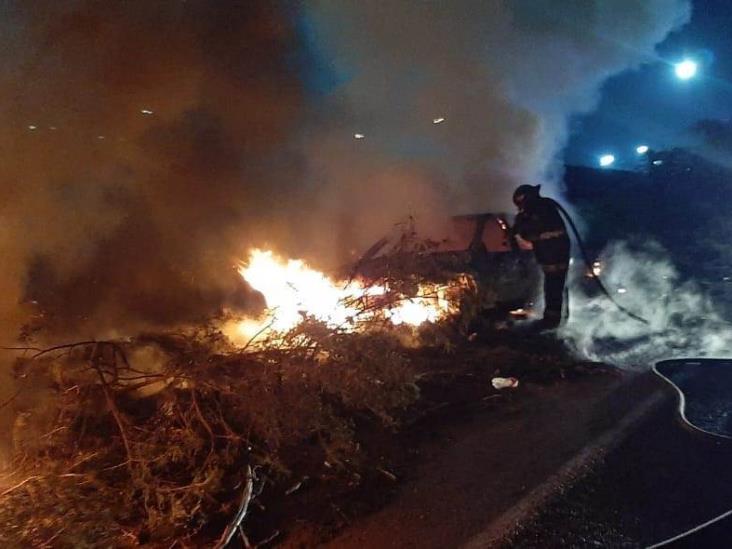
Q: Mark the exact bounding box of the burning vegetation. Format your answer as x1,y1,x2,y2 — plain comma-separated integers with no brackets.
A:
0,242,483,547
226,248,468,346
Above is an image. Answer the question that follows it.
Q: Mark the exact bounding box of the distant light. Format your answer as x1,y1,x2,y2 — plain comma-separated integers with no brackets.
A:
97,135,105,140
354,133,365,139
140,108,154,115
49,126,57,131
652,160,664,166
617,288,627,294
599,154,615,168
27,125,37,131
674,59,698,80
433,117,445,124
636,145,649,155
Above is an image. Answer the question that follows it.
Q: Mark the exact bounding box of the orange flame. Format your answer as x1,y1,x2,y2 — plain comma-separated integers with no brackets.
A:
226,249,460,345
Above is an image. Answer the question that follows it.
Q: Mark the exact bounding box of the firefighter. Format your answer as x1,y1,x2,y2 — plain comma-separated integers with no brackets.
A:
512,184,570,329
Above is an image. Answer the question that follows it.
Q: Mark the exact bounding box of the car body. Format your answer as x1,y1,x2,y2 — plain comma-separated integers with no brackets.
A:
352,213,541,312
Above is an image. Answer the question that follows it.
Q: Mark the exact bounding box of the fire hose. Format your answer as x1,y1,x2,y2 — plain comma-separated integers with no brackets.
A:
547,198,650,325
645,360,732,547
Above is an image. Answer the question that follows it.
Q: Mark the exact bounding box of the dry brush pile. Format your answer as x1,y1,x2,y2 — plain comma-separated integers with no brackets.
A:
0,237,494,547
0,320,431,547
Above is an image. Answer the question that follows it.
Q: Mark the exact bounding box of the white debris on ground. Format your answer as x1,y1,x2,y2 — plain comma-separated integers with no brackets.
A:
492,377,519,390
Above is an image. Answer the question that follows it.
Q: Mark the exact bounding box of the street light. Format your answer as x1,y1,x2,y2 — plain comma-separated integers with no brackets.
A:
636,145,649,155
599,154,615,168
674,59,698,80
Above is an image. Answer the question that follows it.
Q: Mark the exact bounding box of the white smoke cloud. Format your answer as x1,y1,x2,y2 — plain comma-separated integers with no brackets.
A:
302,0,691,237
562,241,732,368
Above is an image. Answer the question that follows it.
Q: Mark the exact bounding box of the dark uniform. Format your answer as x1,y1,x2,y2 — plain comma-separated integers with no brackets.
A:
512,185,570,328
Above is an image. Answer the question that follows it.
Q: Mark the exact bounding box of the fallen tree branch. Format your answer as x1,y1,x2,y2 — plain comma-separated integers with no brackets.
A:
0,475,42,497
214,465,255,549
89,343,135,476
0,388,22,411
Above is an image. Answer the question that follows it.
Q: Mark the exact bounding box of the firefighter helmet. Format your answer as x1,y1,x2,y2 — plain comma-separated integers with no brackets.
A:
513,184,541,207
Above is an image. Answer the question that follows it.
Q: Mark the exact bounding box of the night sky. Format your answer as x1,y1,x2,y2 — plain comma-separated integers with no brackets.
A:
565,0,732,168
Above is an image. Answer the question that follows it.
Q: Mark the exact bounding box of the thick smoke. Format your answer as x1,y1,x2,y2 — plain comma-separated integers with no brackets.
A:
0,0,304,338
0,0,691,342
299,0,691,261
562,241,732,368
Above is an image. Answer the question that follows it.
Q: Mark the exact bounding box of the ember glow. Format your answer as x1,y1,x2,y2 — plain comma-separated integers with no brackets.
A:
227,249,460,345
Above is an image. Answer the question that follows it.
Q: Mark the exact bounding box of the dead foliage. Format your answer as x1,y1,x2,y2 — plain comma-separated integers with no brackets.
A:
0,316,430,547
0,233,510,547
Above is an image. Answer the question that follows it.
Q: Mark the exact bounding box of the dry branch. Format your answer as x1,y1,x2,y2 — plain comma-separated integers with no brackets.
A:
214,465,254,549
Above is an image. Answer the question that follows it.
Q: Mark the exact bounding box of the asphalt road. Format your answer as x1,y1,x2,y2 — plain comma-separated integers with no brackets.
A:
314,372,661,549
507,362,732,548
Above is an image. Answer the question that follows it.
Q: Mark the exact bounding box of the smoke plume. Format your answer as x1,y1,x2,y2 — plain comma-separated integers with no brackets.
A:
563,241,732,368
0,0,304,338
299,0,691,258
0,0,691,341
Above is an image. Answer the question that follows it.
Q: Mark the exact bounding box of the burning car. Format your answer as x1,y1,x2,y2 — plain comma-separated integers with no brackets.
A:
351,214,541,314
225,213,540,346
